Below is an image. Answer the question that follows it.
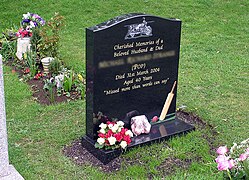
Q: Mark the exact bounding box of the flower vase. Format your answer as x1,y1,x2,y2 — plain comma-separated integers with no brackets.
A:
41,57,54,75
16,37,31,60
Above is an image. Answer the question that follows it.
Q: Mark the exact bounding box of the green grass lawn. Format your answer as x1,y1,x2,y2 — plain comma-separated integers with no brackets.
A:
1,0,248,179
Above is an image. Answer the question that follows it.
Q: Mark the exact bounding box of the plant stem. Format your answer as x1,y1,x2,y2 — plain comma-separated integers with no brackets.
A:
227,169,232,180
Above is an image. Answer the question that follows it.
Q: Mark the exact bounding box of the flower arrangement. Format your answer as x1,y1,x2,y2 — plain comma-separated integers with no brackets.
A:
95,121,133,150
22,12,45,28
16,12,45,38
215,138,249,179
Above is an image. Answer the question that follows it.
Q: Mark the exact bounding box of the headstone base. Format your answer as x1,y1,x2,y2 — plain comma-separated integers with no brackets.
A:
82,118,195,164
0,165,24,180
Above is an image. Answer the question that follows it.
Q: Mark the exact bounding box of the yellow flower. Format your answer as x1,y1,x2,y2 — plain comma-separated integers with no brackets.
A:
23,53,27,60
78,74,83,82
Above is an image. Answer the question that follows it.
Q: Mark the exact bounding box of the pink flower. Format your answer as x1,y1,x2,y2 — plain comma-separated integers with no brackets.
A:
228,159,235,169
215,155,229,163
216,146,228,155
238,153,248,161
217,160,230,171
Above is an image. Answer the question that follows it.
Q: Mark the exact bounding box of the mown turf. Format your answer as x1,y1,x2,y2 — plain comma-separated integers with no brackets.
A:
1,0,248,179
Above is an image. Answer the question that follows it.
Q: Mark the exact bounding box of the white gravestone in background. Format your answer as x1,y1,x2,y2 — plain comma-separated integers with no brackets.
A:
0,55,24,179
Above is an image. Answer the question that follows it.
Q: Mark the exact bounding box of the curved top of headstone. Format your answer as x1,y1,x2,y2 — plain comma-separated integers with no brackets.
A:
88,13,180,32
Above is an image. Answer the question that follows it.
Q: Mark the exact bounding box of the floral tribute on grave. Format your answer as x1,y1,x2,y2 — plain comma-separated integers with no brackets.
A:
82,13,195,164
0,12,85,105
95,120,133,150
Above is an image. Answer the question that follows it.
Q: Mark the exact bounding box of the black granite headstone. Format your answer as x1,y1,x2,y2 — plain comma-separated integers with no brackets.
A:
82,13,194,164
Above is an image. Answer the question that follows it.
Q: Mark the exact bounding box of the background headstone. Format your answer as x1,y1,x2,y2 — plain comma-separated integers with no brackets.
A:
0,54,24,180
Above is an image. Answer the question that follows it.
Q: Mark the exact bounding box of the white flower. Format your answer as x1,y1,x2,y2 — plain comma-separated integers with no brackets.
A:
26,26,31,32
125,130,133,137
99,123,107,129
30,21,35,28
23,12,30,19
117,121,125,127
120,141,127,149
55,74,64,88
108,123,114,129
108,136,116,145
99,128,106,134
117,127,122,132
111,124,119,133
97,137,105,145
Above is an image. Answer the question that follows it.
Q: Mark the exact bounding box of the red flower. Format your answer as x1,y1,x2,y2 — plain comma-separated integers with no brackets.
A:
114,133,123,142
106,129,113,138
34,72,43,80
24,68,30,74
120,128,126,135
98,133,105,138
105,139,110,145
123,135,131,145
106,121,115,126
16,28,33,38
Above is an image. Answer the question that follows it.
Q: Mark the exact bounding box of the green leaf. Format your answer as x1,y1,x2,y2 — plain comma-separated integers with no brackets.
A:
94,143,104,149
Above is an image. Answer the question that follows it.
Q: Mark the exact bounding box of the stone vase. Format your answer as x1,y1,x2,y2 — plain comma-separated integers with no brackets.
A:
16,37,31,60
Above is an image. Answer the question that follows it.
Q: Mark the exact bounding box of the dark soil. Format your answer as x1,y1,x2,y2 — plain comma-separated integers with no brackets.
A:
62,140,123,173
177,110,218,152
27,79,68,105
27,78,80,105
62,111,217,174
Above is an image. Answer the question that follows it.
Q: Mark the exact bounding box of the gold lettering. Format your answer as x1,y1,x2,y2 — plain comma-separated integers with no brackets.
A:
113,42,134,50
114,50,130,57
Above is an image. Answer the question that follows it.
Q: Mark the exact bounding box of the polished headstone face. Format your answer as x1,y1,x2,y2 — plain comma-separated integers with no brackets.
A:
86,14,181,139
